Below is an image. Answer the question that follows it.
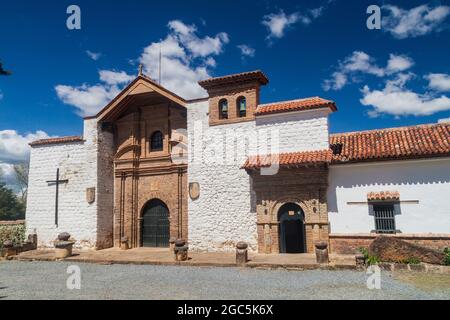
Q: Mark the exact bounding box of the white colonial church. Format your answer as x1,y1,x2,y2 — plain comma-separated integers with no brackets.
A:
26,70,450,254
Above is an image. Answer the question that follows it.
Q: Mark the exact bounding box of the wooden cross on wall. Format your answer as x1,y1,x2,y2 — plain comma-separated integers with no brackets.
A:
46,168,68,227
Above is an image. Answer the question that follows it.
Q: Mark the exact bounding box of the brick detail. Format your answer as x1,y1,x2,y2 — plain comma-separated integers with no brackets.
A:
329,234,450,254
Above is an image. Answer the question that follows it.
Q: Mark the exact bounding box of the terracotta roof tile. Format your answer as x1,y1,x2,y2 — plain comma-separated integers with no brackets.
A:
242,150,332,170
330,123,450,163
29,136,84,147
367,191,400,201
255,97,337,116
198,70,269,88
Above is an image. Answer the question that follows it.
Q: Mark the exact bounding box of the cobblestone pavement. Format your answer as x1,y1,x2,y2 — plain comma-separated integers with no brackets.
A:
0,261,448,300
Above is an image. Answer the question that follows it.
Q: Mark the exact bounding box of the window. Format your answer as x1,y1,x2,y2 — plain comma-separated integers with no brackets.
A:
150,131,163,151
219,99,228,119
372,203,396,234
237,97,246,117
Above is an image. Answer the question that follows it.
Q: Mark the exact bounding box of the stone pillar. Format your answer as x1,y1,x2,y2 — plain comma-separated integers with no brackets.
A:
174,239,188,262
236,241,249,266
315,241,329,264
54,233,75,259
263,225,272,254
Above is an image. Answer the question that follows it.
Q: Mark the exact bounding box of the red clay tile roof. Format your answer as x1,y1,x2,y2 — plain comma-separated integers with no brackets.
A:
255,97,337,116
330,123,450,163
367,191,400,201
242,150,332,170
29,136,84,147
198,70,269,88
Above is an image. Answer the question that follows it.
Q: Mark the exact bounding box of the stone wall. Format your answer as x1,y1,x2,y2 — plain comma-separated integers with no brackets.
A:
330,233,450,254
188,100,257,252
26,119,114,249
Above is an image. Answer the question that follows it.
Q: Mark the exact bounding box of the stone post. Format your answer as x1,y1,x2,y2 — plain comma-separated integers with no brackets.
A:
174,239,188,262
236,241,249,266
120,237,129,250
54,232,75,259
314,241,329,264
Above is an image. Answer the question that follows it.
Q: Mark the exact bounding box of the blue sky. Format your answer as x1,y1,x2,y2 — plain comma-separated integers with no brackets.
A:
1,0,450,184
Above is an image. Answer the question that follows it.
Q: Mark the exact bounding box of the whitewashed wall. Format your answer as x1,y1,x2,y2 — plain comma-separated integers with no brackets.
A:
187,102,332,252
328,158,450,234
26,119,113,249
188,101,258,252
255,109,330,154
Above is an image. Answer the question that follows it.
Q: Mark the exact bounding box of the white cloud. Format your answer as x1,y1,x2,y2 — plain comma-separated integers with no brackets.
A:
56,71,133,117
99,70,134,85
438,117,450,123
382,4,450,39
57,20,229,115
360,73,450,117
237,44,256,58
139,20,229,99
86,50,102,61
386,54,414,73
323,51,414,91
262,6,328,41
262,11,301,39
0,130,50,163
425,73,450,92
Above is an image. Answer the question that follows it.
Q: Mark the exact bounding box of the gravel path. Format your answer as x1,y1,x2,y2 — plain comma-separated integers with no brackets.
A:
0,261,448,300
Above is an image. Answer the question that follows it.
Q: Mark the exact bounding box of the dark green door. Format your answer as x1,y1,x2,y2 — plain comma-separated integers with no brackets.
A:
278,203,306,253
142,199,170,247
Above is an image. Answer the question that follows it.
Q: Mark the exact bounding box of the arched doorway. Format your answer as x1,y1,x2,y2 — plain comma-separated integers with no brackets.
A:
141,199,170,248
278,203,306,253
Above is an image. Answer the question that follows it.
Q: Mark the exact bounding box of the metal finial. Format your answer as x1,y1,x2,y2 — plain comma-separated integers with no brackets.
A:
138,64,143,76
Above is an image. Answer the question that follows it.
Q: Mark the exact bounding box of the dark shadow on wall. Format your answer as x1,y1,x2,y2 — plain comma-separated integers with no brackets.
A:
327,160,450,213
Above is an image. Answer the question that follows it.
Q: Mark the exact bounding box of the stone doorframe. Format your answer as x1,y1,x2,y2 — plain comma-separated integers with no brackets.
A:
251,167,330,254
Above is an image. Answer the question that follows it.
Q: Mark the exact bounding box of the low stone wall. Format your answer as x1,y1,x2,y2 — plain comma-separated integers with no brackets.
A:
330,233,450,254
0,220,26,247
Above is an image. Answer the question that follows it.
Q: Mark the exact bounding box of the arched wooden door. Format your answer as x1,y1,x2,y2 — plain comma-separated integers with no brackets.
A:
278,203,306,253
142,199,170,247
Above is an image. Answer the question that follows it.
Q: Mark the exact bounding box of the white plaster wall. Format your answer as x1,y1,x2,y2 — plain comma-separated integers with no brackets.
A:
255,109,330,154
187,101,258,252
26,119,113,249
328,158,450,234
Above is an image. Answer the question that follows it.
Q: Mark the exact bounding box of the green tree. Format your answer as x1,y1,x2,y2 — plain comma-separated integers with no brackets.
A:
0,168,25,221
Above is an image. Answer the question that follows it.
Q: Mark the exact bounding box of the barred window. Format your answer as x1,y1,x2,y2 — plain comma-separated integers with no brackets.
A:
373,203,396,234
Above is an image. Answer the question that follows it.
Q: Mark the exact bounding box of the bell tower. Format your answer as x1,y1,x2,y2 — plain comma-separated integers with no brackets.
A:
198,70,269,126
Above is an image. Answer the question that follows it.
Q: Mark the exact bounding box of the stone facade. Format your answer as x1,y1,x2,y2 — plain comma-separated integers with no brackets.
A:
111,102,188,248
251,166,329,253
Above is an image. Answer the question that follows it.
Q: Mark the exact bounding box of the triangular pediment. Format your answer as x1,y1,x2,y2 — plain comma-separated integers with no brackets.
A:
94,75,186,122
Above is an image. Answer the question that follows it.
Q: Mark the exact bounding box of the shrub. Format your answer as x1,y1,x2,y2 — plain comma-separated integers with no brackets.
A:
402,257,421,265
444,248,450,266
359,247,380,265
0,222,25,247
